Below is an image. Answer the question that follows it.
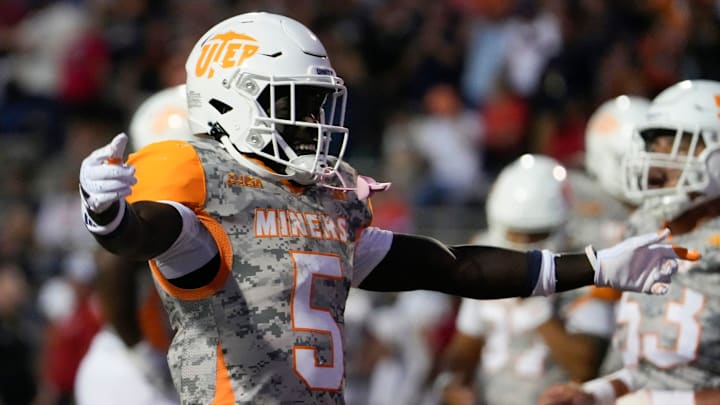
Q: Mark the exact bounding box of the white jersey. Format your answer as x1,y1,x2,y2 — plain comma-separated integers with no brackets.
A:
75,329,179,405
365,291,454,405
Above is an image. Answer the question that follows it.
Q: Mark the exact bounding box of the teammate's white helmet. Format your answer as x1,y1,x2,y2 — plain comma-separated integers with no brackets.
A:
623,80,720,220
486,154,571,250
129,85,193,151
185,12,348,184
585,95,650,205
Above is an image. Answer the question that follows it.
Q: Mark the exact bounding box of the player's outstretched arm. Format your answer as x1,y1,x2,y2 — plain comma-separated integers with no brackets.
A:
79,133,182,260
358,230,699,298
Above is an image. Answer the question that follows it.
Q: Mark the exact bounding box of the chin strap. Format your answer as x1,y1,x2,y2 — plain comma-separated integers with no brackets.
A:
317,166,391,200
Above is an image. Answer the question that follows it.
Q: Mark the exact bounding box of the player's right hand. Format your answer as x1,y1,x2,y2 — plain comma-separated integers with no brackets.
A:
79,133,136,213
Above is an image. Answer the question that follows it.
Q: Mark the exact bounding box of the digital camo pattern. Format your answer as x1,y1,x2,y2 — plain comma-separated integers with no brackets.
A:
468,290,586,405
565,171,633,250
152,138,373,404
612,216,720,390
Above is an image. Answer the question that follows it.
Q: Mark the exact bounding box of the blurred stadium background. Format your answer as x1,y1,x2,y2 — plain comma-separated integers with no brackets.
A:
0,0,718,404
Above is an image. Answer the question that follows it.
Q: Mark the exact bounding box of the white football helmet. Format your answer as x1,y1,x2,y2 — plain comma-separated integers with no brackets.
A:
129,85,193,151
185,12,348,184
623,80,720,221
585,95,650,205
486,154,571,250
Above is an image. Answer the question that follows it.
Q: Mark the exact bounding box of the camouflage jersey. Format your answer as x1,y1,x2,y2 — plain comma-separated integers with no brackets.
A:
126,139,374,404
612,216,720,390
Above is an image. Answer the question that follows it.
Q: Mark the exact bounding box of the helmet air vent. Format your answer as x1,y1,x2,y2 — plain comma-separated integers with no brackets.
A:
209,99,233,114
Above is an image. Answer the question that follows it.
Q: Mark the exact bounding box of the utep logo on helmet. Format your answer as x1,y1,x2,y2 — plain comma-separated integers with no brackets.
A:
195,31,259,78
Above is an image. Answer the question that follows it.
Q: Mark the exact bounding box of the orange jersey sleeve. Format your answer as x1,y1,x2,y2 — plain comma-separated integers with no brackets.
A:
126,140,206,209
127,140,233,301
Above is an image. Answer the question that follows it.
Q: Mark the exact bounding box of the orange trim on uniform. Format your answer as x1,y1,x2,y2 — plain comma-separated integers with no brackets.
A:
366,198,374,227
211,342,235,405
589,286,623,301
126,140,206,207
127,140,232,300
282,179,307,194
149,209,233,301
564,286,622,316
138,288,171,351
246,156,306,194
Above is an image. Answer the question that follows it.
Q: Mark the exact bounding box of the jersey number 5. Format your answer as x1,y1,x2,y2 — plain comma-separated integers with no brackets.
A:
290,251,344,391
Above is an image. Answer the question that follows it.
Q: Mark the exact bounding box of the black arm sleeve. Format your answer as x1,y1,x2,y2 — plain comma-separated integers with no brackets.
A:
89,200,221,289
88,200,184,261
357,233,595,299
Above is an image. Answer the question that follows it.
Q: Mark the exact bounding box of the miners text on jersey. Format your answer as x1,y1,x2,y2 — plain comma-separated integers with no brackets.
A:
255,208,349,241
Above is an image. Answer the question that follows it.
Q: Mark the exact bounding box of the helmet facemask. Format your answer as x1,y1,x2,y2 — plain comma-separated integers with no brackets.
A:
623,125,720,221
624,127,715,197
214,72,348,185
620,80,720,221
253,81,348,184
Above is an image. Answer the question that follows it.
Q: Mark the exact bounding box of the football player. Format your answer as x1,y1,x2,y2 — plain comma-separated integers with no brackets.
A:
79,12,696,404
540,80,720,405
438,155,609,405
568,94,651,250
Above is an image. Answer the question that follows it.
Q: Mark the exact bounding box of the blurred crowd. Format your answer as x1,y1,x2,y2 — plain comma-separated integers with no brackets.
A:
0,0,719,404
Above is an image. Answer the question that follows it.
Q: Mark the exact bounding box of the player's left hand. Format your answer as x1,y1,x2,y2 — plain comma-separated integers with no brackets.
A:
586,228,701,295
79,133,135,213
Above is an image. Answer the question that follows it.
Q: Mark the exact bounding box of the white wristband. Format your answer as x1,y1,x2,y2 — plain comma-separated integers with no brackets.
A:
585,245,601,282
82,199,126,235
582,368,636,405
531,249,558,296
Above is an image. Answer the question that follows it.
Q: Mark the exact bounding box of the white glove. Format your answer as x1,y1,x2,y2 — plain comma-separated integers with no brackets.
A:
586,228,700,295
79,133,136,213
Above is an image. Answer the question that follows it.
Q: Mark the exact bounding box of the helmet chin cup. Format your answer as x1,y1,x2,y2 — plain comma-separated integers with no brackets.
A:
285,155,319,185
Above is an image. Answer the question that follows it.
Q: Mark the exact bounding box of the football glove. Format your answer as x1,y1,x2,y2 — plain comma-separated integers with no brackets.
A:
586,228,700,295
79,133,136,213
